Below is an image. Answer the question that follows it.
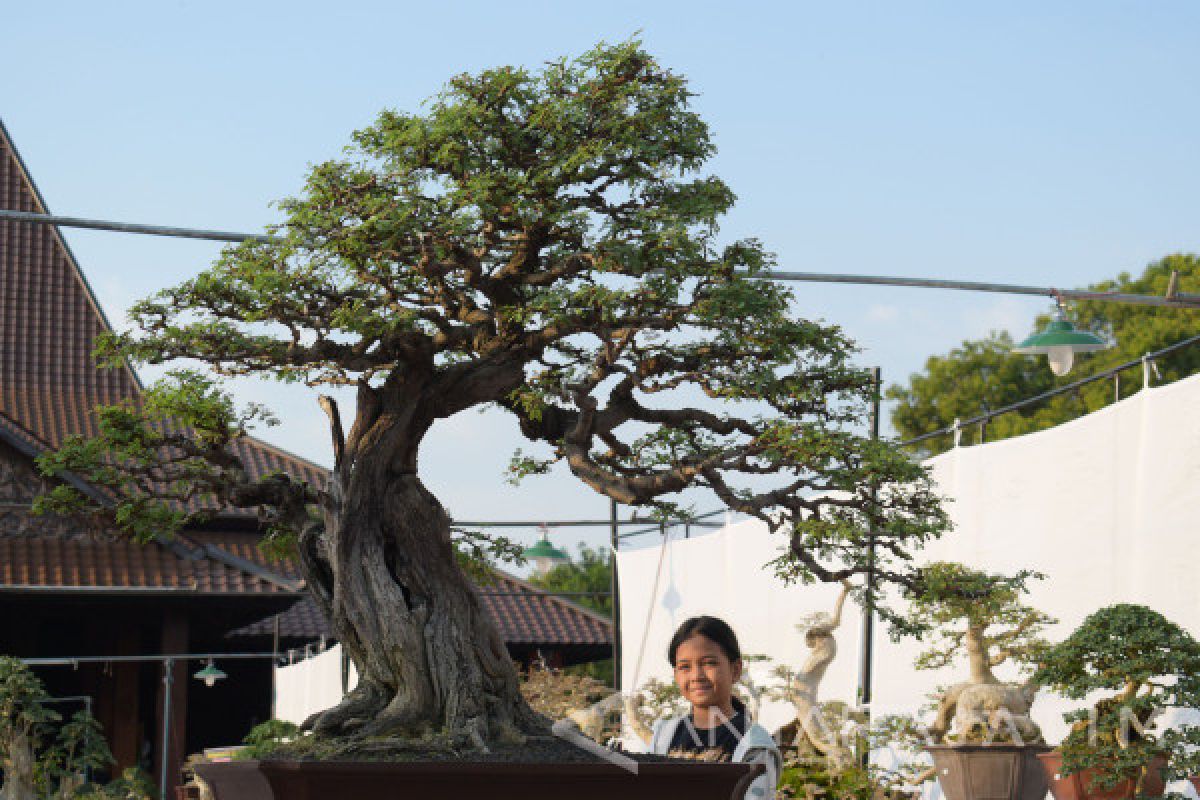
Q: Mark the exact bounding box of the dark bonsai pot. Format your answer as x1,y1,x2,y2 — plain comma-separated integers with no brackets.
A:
925,743,1052,800
196,758,765,800
1038,750,1166,800
193,761,273,800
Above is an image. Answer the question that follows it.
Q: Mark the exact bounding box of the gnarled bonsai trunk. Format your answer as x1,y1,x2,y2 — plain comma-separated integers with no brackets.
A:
777,582,854,771
931,625,1042,744
0,730,36,800
295,394,544,746
965,625,998,685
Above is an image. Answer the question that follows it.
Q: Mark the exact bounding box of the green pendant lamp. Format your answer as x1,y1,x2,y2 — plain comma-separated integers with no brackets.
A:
193,660,227,688
1013,306,1110,376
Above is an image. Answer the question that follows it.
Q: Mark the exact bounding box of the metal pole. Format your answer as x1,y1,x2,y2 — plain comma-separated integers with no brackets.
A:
858,368,882,710
159,658,173,800
0,208,278,244
755,270,1200,309
20,652,280,666
456,518,661,528
6,210,1200,307
609,498,621,690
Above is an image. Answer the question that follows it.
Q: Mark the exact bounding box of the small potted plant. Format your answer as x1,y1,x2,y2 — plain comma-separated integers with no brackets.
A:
903,562,1055,800
1033,604,1200,800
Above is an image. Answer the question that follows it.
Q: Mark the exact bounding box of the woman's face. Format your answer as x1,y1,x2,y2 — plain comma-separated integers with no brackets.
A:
673,634,742,710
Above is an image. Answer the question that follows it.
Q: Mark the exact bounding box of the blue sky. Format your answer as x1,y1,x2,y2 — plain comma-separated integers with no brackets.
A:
4,1,1199,564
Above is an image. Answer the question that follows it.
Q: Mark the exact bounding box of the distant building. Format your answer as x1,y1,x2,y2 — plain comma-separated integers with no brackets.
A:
524,523,570,576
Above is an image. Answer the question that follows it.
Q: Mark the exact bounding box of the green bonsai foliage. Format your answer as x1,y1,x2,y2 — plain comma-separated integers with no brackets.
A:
42,710,115,799
1034,604,1200,795
904,562,1054,743
0,657,141,800
76,768,156,800
240,718,300,759
0,656,59,800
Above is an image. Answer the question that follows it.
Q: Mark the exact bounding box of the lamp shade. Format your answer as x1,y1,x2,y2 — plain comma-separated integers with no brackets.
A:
193,661,227,687
1013,312,1109,376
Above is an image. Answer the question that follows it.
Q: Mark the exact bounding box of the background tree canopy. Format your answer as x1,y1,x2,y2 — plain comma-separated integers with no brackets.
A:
525,544,614,683
887,254,1200,455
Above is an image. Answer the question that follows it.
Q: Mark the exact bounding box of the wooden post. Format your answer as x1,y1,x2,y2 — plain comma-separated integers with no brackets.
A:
154,610,188,800
110,629,141,771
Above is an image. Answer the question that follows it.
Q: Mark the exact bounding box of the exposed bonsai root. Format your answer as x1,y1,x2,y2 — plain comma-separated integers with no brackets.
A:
302,681,389,736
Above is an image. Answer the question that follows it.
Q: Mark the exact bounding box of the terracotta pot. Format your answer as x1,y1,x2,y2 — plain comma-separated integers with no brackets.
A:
1188,776,1200,795
196,758,765,800
1037,750,1166,800
926,743,1052,800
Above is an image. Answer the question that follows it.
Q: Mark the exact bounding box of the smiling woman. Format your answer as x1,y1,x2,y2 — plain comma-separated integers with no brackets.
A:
648,617,781,798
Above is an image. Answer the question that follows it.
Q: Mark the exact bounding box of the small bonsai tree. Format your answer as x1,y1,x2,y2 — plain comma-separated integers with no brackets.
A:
240,719,300,759
42,710,115,799
76,768,156,800
769,581,855,770
904,562,1054,744
0,656,59,800
0,658,132,800
1034,604,1200,795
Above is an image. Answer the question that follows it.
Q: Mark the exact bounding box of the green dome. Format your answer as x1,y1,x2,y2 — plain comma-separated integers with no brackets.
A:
524,537,569,561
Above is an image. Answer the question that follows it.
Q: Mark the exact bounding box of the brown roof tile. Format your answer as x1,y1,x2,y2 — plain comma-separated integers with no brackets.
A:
0,534,290,594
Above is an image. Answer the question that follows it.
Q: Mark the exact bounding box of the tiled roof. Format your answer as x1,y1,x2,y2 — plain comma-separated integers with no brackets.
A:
0,534,291,594
478,571,613,646
208,530,612,648
229,576,613,648
0,119,327,513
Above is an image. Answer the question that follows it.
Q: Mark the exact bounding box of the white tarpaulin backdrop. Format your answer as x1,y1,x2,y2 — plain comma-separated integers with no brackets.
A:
617,372,1200,784
274,645,358,727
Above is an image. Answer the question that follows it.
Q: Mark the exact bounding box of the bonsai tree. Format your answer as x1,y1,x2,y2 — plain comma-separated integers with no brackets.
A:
0,656,58,800
0,658,116,800
35,40,948,751
240,719,300,759
904,562,1054,744
1034,604,1200,795
770,581,856,769
42,710,115,800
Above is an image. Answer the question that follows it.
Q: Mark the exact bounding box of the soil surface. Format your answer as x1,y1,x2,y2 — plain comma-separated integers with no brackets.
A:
267,733,677,765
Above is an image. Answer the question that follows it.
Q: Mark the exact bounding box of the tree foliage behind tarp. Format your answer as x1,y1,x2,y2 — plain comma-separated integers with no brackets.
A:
526,543,614,683
526,544,613,617
888,254,1200,456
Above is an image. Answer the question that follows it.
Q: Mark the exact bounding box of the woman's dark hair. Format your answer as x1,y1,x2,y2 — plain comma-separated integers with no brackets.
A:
668,616,742,666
